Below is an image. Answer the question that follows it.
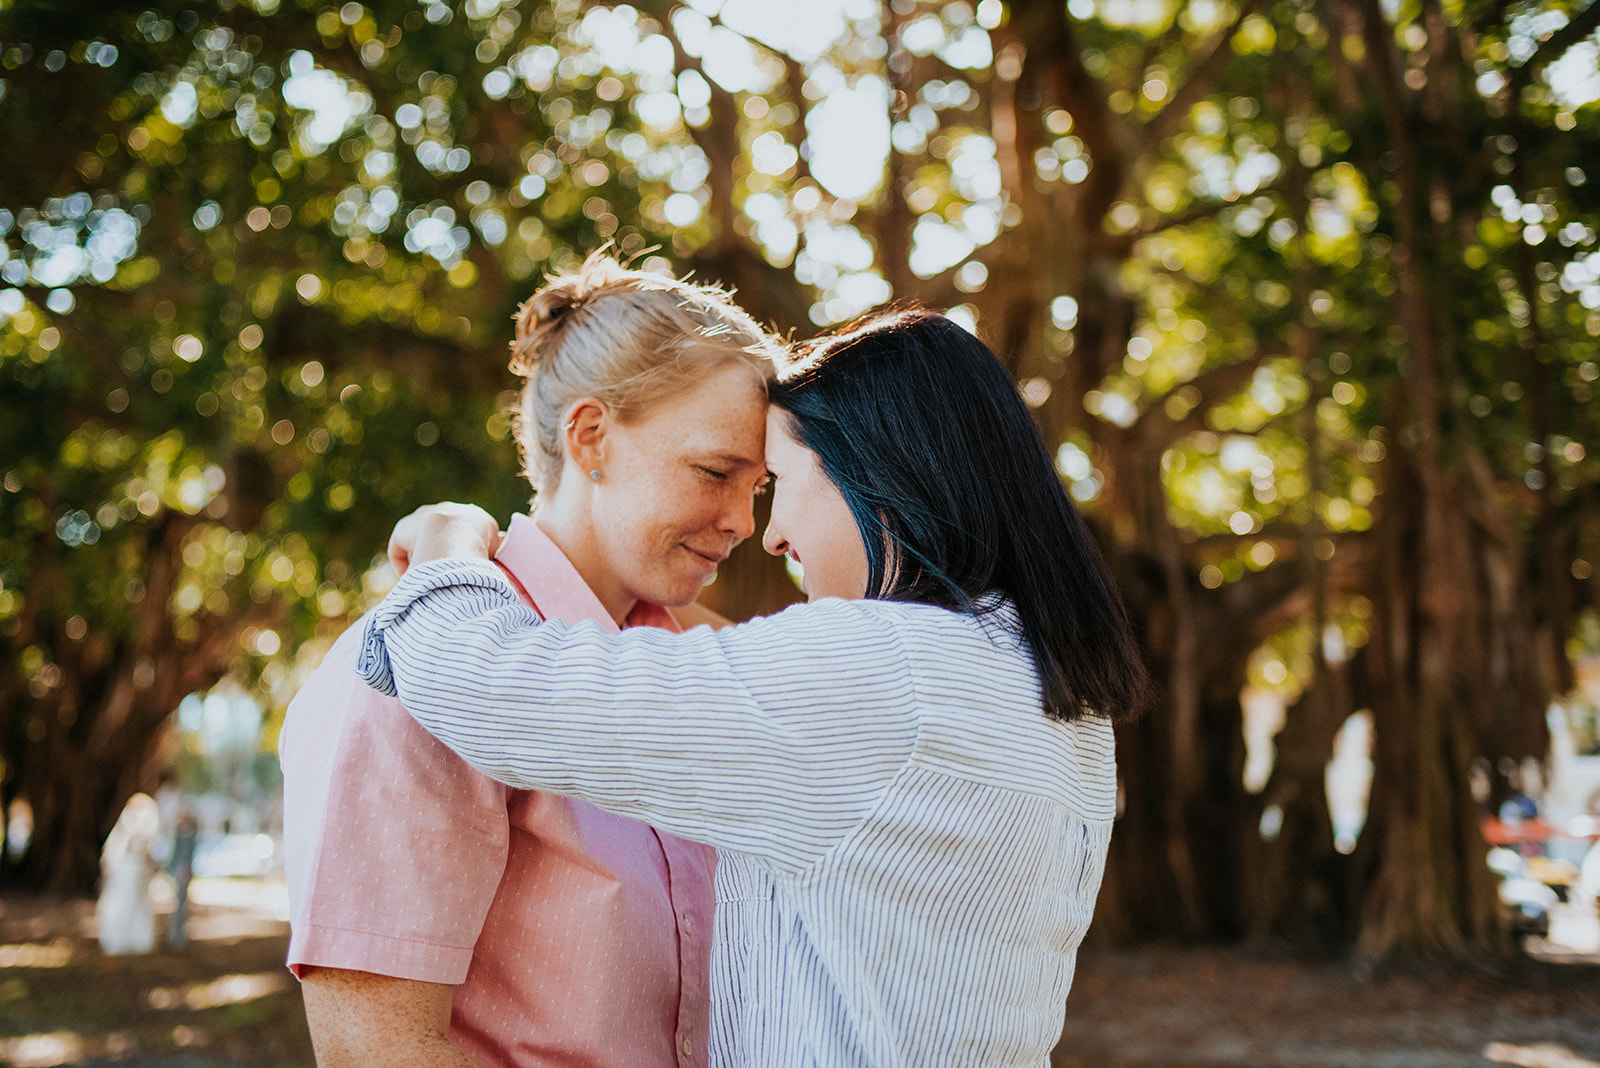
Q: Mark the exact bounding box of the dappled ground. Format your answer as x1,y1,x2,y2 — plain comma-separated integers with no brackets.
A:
1056,936,1600,1068
1,881,311,1067
3,885,1600,1068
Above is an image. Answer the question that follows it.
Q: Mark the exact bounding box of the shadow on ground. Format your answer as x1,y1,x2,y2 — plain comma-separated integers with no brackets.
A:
1055,945,1600,1068
1,891,312,1068
6,890,1600,1067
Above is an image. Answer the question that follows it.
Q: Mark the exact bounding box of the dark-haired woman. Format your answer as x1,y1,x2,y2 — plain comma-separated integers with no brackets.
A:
359,309,1148,1066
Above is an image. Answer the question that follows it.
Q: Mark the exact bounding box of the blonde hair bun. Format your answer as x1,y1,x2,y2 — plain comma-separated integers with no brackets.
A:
506,251,777,493
510,256,634,375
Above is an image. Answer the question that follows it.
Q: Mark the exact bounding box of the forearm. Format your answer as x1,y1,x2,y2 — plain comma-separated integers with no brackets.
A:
308,1028,483,1068
300,968,484,1068
357,558,920,868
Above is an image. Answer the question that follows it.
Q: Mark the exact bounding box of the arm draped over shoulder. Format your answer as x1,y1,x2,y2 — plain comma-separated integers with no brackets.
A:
359,559,921,872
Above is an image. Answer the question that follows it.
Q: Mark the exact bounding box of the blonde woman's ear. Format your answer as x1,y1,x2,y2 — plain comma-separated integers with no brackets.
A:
562,398,610,477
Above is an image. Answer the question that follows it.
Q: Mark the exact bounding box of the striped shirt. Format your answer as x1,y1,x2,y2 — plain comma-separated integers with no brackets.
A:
358,558,1117,1068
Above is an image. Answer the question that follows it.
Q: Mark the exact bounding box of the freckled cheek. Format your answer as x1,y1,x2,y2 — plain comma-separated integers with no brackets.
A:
654,505,717,552
686,485,736,531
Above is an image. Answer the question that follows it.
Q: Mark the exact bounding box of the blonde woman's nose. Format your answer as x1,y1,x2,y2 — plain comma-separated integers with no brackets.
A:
725,498,757,542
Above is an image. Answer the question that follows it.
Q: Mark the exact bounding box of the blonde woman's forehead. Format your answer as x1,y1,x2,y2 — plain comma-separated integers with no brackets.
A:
624,372,769,464
613,357,768,419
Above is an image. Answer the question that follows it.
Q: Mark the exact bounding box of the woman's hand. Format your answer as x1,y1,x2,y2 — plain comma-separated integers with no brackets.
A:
388,503,503,576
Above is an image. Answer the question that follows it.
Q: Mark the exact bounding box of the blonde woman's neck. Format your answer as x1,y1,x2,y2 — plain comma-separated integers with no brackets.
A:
530,489,638,627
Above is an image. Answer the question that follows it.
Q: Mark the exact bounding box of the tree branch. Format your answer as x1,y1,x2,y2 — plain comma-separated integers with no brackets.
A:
1131,343,1284,450
1513,0,1600,89
1125,190,1275,248
1143,0,1269,149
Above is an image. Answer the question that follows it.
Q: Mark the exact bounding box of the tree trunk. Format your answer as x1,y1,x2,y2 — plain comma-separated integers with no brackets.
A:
1245,653,1369,951
1358,446,1509,956
1333,0,1554,956
2,516,257,892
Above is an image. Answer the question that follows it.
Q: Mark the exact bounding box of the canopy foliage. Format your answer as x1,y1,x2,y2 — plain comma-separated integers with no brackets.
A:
2,0,1597,957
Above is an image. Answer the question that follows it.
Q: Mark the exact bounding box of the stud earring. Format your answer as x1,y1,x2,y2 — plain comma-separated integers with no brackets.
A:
565,419,577,431
589,469,601,482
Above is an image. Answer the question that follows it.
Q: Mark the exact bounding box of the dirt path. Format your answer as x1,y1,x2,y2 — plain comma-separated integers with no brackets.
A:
1,886,311,1067
1056,945,1600,1068
5,889,1600,1067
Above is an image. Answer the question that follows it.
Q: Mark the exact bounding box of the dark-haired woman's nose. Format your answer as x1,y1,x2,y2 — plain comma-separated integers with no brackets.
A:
762,521,788,558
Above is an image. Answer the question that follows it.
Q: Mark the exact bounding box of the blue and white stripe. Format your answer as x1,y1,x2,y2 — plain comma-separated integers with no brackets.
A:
359,559,1117,1067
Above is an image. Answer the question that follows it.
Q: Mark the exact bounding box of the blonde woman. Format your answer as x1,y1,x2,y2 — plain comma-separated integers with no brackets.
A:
280,254,775,1067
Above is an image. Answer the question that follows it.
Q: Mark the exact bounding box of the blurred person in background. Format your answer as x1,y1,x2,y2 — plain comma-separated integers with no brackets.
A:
361,310,1149,1066
166,808,198,950
97,792,160,956
280,253,776,1068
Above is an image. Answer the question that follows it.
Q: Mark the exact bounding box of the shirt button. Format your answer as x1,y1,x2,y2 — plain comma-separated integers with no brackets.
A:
683,915,693,936
680,1035,693,1057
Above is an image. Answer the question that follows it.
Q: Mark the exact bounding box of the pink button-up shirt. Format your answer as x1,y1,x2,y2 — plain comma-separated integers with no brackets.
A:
281,514,715,1067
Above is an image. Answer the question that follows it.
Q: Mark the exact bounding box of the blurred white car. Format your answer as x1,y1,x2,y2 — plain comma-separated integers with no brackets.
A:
192,832,277,879
1499,876,1556,940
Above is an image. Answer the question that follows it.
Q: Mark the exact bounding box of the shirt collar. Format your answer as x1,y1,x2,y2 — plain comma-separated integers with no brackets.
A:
493,513,681,634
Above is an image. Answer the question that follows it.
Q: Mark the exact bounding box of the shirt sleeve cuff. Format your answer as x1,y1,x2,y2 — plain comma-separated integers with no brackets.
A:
357,558,520,697
287,922,478,985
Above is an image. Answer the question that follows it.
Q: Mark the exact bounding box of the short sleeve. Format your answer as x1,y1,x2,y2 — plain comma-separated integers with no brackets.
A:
280,624,511,983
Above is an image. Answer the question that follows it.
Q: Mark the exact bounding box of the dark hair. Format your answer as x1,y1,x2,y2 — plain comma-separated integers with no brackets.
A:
768,308,1148,723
